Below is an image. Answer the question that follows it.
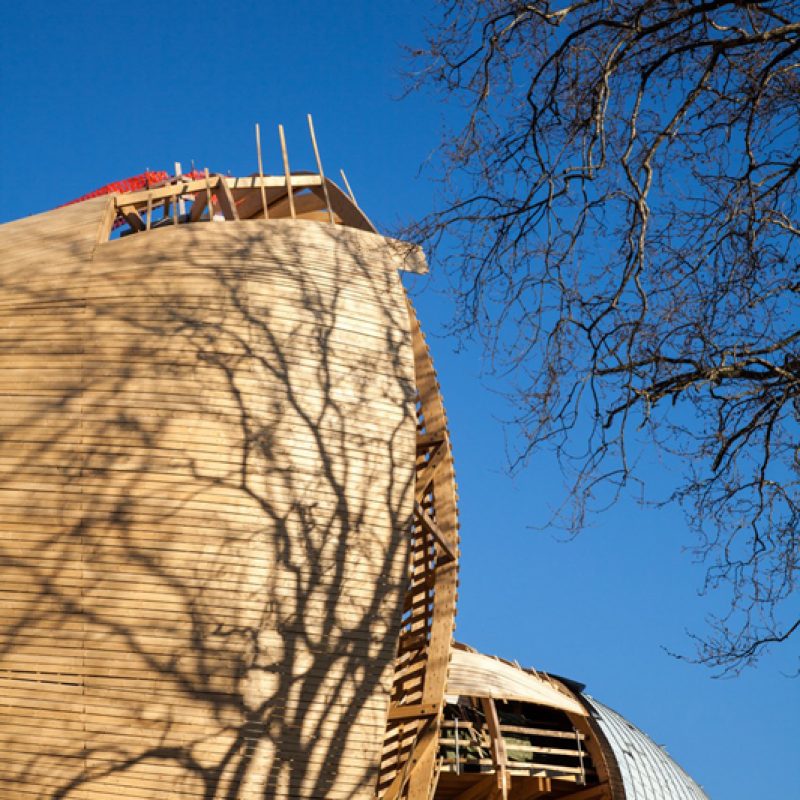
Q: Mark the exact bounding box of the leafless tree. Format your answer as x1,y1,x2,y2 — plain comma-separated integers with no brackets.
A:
407,0,799,673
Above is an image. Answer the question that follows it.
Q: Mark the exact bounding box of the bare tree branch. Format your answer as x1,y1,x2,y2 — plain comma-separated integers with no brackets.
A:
407,0,800,674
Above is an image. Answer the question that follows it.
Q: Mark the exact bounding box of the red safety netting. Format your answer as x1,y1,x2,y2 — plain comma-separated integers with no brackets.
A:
61,171,170,206
60,169,208,228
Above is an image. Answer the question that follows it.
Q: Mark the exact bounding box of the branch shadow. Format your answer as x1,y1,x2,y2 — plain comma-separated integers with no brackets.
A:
0,205,416,800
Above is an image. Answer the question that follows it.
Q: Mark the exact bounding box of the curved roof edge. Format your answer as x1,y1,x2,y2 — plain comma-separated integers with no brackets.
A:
447,645,587,715
582,696,710,800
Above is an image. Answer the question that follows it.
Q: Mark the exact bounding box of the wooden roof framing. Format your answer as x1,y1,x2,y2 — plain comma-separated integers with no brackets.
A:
432,644,614,800
112,172,373,231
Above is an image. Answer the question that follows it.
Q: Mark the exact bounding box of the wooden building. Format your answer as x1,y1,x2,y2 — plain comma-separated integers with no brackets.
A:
0,161,457,800
0,147,706,800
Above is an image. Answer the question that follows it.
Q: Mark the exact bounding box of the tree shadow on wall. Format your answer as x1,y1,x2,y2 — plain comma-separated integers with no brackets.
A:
0,212,417,800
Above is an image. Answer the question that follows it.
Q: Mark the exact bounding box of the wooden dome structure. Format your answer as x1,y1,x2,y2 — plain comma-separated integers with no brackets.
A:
432,644,709,800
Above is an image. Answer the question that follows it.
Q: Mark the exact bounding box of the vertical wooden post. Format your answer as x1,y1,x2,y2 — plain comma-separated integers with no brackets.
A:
576,727,586,785
174,161,186,219
204,168,214,221
255,123,269,220
307,114,335,225
278,124,295,219
481,697,509,800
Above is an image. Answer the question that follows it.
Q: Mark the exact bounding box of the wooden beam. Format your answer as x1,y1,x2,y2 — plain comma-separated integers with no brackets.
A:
225,174,322,190
415,442,449,500
204,168,214,220
387,702,439,722
555,783,610,800
278,124,295,219
340,168,357,205
416,432,445,452
499,726,585,740
115,176,218,208
397,630,429,655
113,174,324,211
507,777,551,800
214,175,239,221
313,177,374,231
381,717,437,800
414,502,456,563
452,774,498,800
403,721,441,800
189,189,209,223
307,114,335,225
118,206,145,232
96,195,119,241
481,697,509,800
255,122,269,219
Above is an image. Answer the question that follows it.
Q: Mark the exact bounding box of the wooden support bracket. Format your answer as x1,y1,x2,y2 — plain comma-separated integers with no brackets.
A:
381,717,437,800
215,178,240,221
416,432,445,453
414,502,456,563
415,444,448,501
387,703,439,722
119,206,145,232
189,190,209,223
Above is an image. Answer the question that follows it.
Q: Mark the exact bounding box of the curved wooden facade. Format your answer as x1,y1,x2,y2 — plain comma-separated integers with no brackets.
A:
0,178,459,800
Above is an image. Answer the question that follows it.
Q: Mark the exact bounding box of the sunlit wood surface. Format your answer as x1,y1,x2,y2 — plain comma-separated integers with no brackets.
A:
0,197,418,799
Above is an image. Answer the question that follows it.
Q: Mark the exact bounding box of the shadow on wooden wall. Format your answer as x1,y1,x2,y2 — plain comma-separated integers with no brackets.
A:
0,200,417,800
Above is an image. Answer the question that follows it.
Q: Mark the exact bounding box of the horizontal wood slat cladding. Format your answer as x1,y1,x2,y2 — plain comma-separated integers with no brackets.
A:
0,200,418,799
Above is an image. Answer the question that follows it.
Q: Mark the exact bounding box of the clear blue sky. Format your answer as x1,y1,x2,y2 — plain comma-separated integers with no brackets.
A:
1,4,796,798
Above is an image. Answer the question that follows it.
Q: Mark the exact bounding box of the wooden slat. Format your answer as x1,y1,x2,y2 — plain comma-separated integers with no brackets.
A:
387,703,439,721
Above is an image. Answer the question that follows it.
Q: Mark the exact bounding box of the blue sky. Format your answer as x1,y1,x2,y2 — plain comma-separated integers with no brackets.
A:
1,3,796,798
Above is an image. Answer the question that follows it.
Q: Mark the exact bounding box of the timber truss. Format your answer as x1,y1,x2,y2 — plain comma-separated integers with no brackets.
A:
375,303,461,800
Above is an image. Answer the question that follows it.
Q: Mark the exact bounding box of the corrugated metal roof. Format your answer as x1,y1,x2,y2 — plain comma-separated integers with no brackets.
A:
583,696,710,800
